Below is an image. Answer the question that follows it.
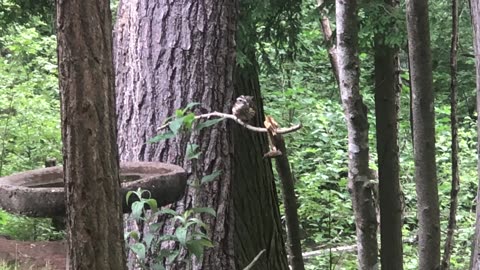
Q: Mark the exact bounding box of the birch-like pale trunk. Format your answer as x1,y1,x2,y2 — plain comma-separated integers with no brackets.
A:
336,0,379,268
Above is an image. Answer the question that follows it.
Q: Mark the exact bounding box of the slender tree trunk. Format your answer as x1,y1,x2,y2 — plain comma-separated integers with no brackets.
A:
374,0,403,268
317,0,339,85
336,0,379,268
469,0,480,268
441,0,460,268
269,134,305,270
406,0,441,269
114,1,288,269
57,0,127,269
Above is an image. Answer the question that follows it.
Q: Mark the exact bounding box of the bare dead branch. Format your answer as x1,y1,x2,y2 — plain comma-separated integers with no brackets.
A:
157,111,302,134
242,249,266,270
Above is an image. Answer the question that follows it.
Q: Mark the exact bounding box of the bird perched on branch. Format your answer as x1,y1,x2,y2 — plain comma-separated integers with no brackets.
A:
232,95,256,123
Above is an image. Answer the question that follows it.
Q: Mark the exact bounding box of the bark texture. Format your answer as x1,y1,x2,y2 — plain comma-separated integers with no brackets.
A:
114,1,288,269
373,0,403,269
317,0,339,85
57,0,127,269
406,0,441,269
441,0,460,268
270,134,305,270
470,0,480,268
232,51,289,270
335,0,379,268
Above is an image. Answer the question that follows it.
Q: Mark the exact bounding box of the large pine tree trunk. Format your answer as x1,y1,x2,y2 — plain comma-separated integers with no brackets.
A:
335,0,379,268
406,0,440,269
469,0,480,268
113,1,288,269
373,0,403,269
57,0,127,269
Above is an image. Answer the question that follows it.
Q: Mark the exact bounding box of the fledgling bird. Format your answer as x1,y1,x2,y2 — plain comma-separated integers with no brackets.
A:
232,95,256,123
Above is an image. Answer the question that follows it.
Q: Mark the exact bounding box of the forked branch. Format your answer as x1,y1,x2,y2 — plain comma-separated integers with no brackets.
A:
157,111,302,135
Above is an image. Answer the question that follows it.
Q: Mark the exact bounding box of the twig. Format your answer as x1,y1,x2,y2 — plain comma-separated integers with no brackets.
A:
302,236,418,259
157,111,302,134
243,249,266,270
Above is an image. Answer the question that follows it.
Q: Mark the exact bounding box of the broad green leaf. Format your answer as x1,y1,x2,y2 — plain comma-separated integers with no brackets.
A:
195,118,224,131
144,233,154,249
166,250,180,263
186,239,213,258
149,222,164,233
159,209,178,216
145,198,158,212
131,201,144,220
175,227,188,246
169,117,185,134
186,144,200,160
201,170,222,184
148,132,175,143
186,217,208,229
130,243,146,259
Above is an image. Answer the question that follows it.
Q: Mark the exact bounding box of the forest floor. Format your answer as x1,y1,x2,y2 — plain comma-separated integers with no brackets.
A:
0,236,66,269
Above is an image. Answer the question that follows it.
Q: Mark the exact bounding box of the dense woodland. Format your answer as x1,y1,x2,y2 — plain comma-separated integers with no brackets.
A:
1,0,480,269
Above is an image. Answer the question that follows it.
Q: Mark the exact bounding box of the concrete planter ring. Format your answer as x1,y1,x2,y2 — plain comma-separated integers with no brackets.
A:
0,162,187,218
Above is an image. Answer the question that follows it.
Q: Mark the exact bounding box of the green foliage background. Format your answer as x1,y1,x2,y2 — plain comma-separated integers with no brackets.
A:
0,14,61,241
258,1,478,269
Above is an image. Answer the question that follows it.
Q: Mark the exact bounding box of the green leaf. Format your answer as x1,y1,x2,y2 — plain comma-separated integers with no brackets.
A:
174,215,186,224
175,109,185,117
201,170,222,184
145,198,158,212
148,132,176,143
126,231,140,241
151,263,166,270
186,239,213,258
130,243,146,259
159,209,178,216
175,227,188,246
169,117,185,134
126,191,134,206
183,113,196,130
158,234,178,242
166,250,180,263
195,118,224,131
131,201,144,220
190,207,216,217
144,233,154,249
186,144,200,160
186,217,208,230
184,102,201,111
149,222,164,233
